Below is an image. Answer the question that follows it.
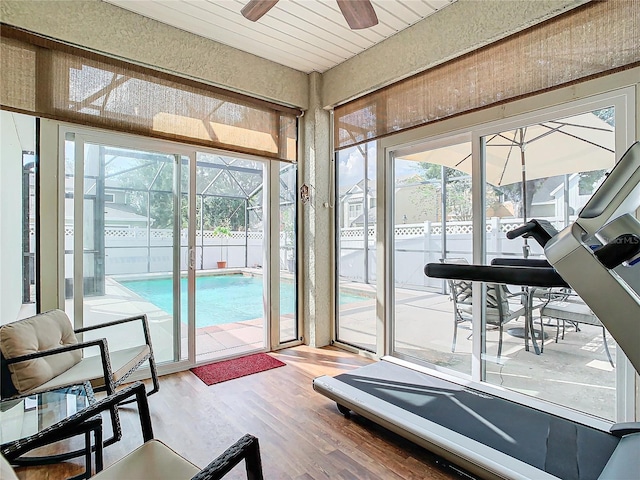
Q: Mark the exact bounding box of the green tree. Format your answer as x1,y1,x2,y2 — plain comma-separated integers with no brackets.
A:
200,196,244,230
414,163,482,221
494,179,545,220
107,157,248,230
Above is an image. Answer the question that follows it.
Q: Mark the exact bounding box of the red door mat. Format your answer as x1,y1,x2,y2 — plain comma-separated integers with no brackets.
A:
190,353,285,386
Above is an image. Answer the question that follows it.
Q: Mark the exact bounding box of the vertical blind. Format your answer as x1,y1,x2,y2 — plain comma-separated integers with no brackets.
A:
0,25,300,162
335,0,640,150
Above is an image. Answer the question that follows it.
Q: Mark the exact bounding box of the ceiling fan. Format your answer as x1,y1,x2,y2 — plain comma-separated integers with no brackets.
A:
241,0,379,30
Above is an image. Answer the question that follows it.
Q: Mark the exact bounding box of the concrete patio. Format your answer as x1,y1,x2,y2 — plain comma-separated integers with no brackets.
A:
338,284,617,421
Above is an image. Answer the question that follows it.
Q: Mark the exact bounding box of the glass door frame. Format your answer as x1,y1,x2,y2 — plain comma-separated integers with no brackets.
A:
58,126,194,368
378,85,636,423
39,121,297,374
384,130,479,379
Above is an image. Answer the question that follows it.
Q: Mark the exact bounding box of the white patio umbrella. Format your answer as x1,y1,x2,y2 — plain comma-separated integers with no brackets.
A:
402,111,616,221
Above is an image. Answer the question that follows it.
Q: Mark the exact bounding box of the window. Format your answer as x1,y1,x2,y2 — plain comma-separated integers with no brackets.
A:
348,203,363,222
336,142,376,351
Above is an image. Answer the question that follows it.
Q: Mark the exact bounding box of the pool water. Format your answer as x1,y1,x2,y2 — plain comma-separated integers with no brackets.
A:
120,274,369,327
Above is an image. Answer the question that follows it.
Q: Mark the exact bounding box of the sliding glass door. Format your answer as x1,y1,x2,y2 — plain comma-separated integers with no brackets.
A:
478,106,621,420
191,153,267,362
391,137,473,376
57,124,296,368
279,162,298,344
335,142,377,351
63,133,182,363
0,111,37,322
384,89,634,423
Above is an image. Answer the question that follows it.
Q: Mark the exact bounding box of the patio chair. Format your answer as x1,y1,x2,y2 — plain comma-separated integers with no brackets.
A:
539,290,615,367
0,309,160,445
442,258,526,358
0,382,264,480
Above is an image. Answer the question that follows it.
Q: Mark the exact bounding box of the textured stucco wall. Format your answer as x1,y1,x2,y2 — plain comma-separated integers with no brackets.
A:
322,0,589,108
0,0,309,109
301,72,332,347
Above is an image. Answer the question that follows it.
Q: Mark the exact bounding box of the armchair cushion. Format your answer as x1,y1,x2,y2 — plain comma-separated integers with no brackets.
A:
0,310,80,394
30,345,150,394
92,439,200,480
1,454,19,480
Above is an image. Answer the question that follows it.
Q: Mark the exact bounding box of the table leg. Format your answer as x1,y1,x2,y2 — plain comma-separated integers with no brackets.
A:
523,300,530,352
95,422,103,473
84,429,92,479
527,290,541,355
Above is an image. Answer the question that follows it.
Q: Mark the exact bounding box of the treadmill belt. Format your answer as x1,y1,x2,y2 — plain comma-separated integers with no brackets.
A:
335,362,618,480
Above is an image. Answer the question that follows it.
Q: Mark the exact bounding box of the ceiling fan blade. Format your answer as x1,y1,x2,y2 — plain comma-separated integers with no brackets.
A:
336,0,378,29
241,0,280,22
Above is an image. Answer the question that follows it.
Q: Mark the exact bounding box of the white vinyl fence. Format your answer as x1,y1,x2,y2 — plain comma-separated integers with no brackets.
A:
63,227,269,279
340,218,555,289
60,218,561,288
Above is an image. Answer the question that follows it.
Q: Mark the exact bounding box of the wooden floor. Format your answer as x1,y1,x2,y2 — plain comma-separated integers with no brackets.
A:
13,346,468,480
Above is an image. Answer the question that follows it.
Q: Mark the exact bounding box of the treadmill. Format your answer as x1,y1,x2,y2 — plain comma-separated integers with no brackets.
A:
313,141,640,479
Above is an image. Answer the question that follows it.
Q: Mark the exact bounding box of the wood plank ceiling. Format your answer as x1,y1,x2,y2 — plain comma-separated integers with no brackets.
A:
103,0,457,73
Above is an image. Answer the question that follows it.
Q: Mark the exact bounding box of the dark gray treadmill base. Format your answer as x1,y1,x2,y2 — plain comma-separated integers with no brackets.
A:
313,360,617,480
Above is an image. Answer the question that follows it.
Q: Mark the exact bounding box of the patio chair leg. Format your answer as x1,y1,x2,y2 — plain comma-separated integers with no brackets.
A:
89,382,123,448
497,325,503,358
602,327,615,368
147,356,160,396
105,404,123,446
452,319,458,352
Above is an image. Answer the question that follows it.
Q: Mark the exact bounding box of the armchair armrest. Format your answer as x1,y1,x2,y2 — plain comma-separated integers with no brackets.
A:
4,338,109,365
191,434,263,480
75,314,152,347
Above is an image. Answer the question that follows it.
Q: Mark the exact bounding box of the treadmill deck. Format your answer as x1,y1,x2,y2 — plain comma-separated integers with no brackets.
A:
313,360,617,480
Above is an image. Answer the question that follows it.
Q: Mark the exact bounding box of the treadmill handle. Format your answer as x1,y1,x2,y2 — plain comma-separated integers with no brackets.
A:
506,221,537,239
491,258,552,268
506,219,559,247
425,263,569,288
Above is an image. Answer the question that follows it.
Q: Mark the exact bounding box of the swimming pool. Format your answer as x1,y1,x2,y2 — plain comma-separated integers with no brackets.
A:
120,274,370,327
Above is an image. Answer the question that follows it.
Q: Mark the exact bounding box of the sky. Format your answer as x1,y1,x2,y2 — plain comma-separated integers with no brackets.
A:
338,142,421,187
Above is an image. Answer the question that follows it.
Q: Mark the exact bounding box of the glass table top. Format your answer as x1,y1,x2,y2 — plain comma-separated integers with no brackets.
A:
0,384,94,446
